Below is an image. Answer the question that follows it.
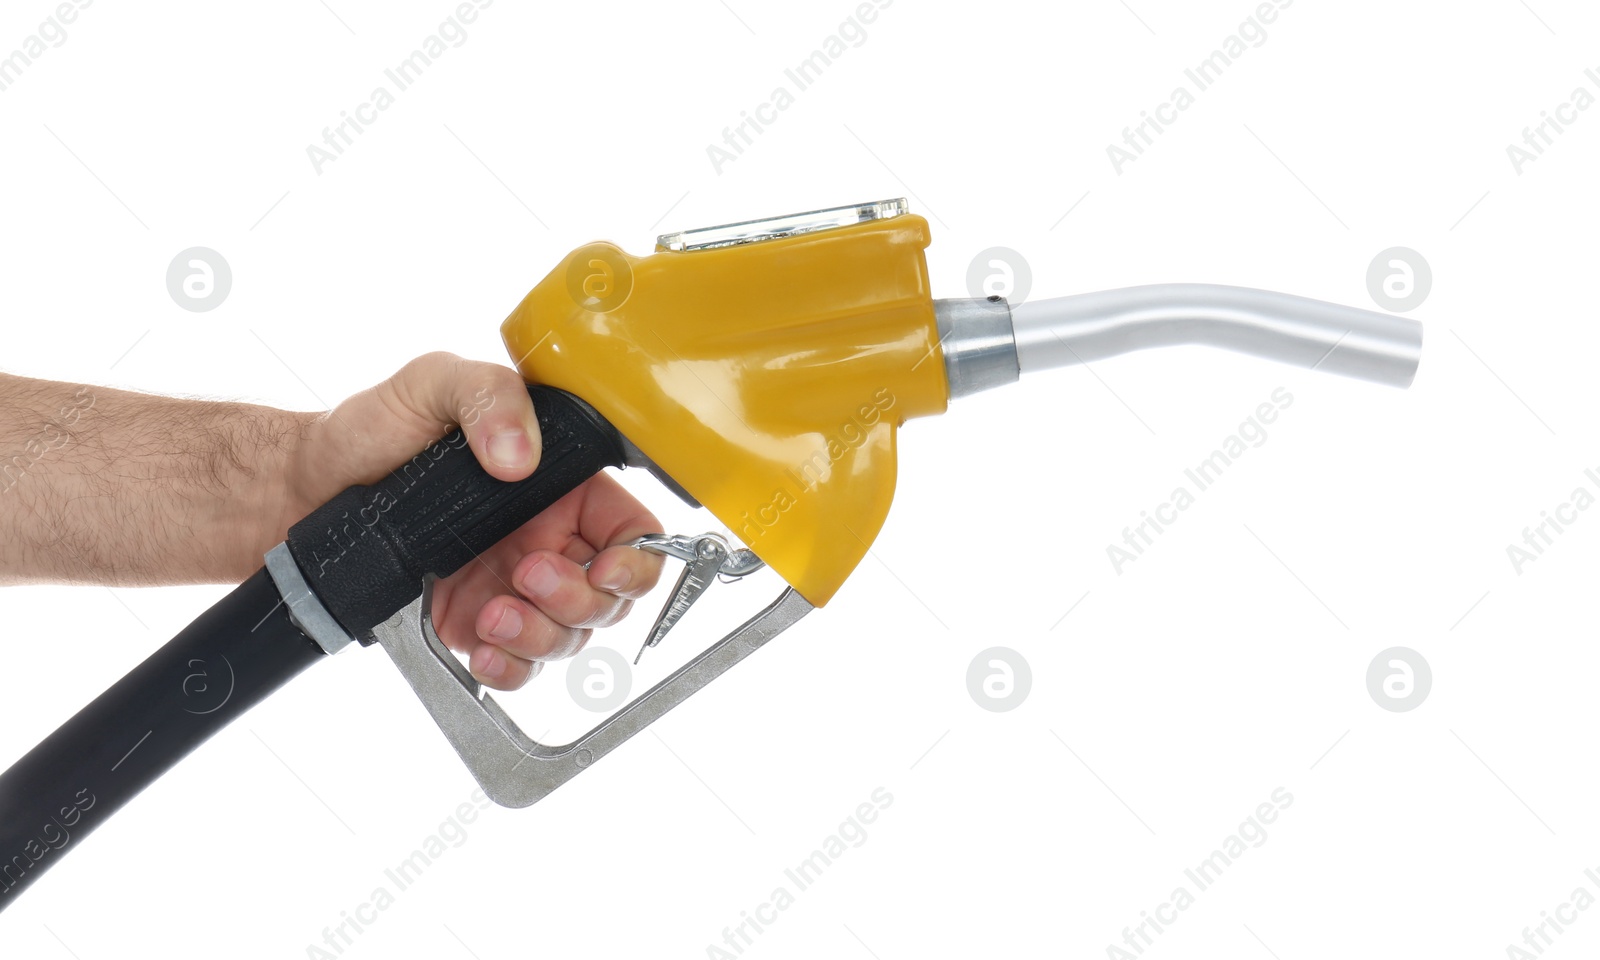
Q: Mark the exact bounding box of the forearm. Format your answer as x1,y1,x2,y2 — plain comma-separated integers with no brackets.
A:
0,373,313,586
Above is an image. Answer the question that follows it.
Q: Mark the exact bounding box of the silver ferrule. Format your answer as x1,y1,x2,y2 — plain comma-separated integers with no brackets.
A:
264,542,357,656
935,297,1020,400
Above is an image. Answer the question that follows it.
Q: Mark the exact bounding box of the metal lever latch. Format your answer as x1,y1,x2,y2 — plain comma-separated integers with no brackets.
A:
626,532,765,663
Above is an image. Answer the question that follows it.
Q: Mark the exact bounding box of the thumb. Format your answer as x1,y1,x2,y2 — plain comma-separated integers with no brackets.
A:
383,352,542,482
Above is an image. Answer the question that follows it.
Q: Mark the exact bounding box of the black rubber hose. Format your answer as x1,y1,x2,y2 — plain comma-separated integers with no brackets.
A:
0,569,323,910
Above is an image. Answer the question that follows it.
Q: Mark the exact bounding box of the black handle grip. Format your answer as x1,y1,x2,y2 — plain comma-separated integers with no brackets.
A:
287,384,625,637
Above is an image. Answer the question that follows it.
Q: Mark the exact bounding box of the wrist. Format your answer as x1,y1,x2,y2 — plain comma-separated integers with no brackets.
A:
232,408,319,578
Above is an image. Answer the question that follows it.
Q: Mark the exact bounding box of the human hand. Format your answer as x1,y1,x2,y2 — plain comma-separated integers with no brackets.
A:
280,352,664,690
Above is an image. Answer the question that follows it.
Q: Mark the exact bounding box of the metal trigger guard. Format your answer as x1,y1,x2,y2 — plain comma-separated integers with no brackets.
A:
372,576,813,808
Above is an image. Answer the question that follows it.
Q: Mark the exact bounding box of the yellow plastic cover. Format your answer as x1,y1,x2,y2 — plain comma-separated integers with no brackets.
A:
501,214,948,606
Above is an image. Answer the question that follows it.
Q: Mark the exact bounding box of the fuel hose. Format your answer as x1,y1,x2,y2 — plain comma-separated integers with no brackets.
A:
0,569,323,906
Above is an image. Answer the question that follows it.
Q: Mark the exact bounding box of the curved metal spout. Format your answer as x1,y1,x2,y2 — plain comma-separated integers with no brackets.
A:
934,285,1423,398
1009,284,1423,388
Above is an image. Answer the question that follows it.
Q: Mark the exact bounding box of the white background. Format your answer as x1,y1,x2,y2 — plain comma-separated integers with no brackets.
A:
3,1,1599,958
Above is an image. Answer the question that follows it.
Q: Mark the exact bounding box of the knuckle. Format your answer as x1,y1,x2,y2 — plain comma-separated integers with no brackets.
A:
531,624,588,661
402,350,461,380
525,617,567,658
558,628,594,659
497,664,533,691
575,591,618,629
595,599,633,629
537,574,604,627
382,352,468,426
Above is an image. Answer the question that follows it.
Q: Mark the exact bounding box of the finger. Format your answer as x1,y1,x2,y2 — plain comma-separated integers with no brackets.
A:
378,351,542,482
586,543,666,600
433,615,544,691
513,550,634,628
567,473,667,593
570,472,663,547
427,472,664,670
468,642,544,691
475,592,594,662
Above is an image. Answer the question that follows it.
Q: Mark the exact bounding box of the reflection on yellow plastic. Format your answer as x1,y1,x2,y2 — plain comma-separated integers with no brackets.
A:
501,215,948,606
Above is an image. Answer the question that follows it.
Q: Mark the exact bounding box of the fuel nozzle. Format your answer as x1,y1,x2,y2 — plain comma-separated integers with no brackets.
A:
393,197,1429,811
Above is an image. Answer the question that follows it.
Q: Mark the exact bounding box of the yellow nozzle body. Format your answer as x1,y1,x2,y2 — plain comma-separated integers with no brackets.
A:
501,214,948,606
